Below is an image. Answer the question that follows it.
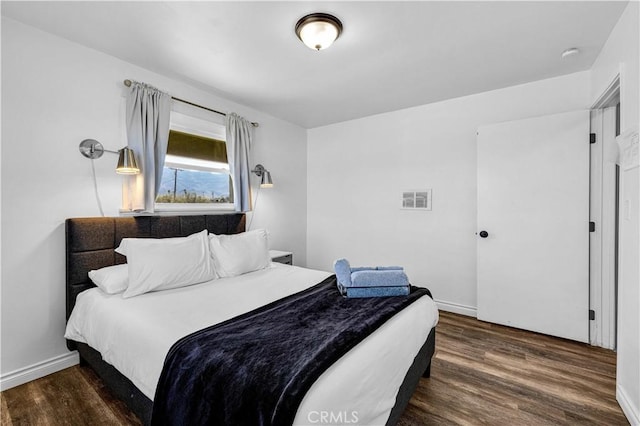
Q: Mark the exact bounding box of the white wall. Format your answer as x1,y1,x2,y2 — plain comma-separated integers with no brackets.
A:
590,3,640,424
307,71,591,315
0,18,308,389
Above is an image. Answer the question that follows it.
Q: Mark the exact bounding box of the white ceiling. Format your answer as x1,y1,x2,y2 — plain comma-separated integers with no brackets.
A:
1,1,628,128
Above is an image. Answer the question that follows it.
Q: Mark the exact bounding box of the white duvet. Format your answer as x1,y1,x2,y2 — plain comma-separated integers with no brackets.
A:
65,263,439,425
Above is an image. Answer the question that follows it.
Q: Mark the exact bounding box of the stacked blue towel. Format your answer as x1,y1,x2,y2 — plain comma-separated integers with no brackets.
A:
334,258,410,298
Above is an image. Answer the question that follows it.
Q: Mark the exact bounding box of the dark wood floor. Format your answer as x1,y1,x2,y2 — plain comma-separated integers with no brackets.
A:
1,312,628,425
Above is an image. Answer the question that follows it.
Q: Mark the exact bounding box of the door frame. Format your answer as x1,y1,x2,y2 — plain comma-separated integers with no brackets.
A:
590,75,620,349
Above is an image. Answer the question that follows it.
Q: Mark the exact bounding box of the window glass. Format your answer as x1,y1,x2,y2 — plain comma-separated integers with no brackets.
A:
155,113,233,209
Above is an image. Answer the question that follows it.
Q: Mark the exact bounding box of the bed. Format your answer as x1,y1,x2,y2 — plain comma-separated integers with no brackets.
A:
64,214,438,425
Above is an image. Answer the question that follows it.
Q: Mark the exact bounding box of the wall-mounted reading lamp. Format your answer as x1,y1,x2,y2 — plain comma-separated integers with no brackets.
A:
79,139,140,217
251,164,273,188
248,164,273,231
79,139,140,174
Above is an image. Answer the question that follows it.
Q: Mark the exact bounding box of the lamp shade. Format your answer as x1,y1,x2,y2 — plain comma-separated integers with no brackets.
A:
260,171,273,188
116,147,140,174
295,13,343,51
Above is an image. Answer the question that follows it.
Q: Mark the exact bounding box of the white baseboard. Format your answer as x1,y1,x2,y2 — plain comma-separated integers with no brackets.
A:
434,298,477,317
617,384,640,426
0,352,79,392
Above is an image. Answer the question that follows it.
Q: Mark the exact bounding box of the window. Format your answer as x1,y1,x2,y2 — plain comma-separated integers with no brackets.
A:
155,112,234,210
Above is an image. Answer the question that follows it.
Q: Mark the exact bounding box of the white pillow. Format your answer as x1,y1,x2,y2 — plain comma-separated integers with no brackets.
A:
116,231,207,256
209,229,271,278
122,230,216,298
115,239,128,256
88,264,128,294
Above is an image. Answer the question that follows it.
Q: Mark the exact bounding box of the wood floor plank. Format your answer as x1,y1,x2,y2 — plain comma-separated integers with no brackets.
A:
1,392,13,426
0,311,628,425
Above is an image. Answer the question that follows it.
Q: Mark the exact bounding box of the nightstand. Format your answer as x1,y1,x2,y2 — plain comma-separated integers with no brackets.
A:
270,250,293,265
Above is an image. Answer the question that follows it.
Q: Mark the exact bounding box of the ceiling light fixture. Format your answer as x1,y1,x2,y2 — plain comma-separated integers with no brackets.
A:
295,13,343,51
561,47,580,59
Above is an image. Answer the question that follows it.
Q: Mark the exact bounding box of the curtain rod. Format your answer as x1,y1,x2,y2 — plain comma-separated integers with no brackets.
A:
123,79,259,127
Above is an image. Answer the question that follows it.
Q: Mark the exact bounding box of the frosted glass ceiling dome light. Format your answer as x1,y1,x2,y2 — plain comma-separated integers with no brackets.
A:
295,13,343,51
561,47,580,59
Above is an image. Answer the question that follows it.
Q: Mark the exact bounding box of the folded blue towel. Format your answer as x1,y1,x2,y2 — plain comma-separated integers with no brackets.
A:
351,269,408,288
351,266,403,272
341,286,410,298
334,258,353,288
333,258,410,298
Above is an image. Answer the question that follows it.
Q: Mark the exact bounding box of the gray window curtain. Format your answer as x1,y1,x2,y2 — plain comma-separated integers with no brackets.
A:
225,113,253,212
123,81,171,212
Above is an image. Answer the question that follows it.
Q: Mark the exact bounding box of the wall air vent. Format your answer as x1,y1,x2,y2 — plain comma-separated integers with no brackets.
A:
401,189,432,210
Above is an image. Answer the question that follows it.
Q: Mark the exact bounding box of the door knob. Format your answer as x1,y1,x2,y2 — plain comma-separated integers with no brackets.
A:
479,230,489,238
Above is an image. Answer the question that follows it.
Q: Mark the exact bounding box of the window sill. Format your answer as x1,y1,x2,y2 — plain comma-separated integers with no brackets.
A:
155,203,235,211
119,204,236,216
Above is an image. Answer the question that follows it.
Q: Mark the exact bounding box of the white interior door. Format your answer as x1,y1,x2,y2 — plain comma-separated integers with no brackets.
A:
477,110,590,343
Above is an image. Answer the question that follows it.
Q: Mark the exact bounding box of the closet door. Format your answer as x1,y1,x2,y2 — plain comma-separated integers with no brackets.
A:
477,110,590,342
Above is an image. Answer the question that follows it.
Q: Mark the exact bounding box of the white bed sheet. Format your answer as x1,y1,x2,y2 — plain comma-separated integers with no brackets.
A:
65,263,438,425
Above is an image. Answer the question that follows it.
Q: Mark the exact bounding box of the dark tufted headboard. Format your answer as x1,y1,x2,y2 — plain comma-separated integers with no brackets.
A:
65,214,245,327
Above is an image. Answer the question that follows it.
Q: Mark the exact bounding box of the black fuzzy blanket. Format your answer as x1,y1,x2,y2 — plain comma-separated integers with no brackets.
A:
151,275,430,426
